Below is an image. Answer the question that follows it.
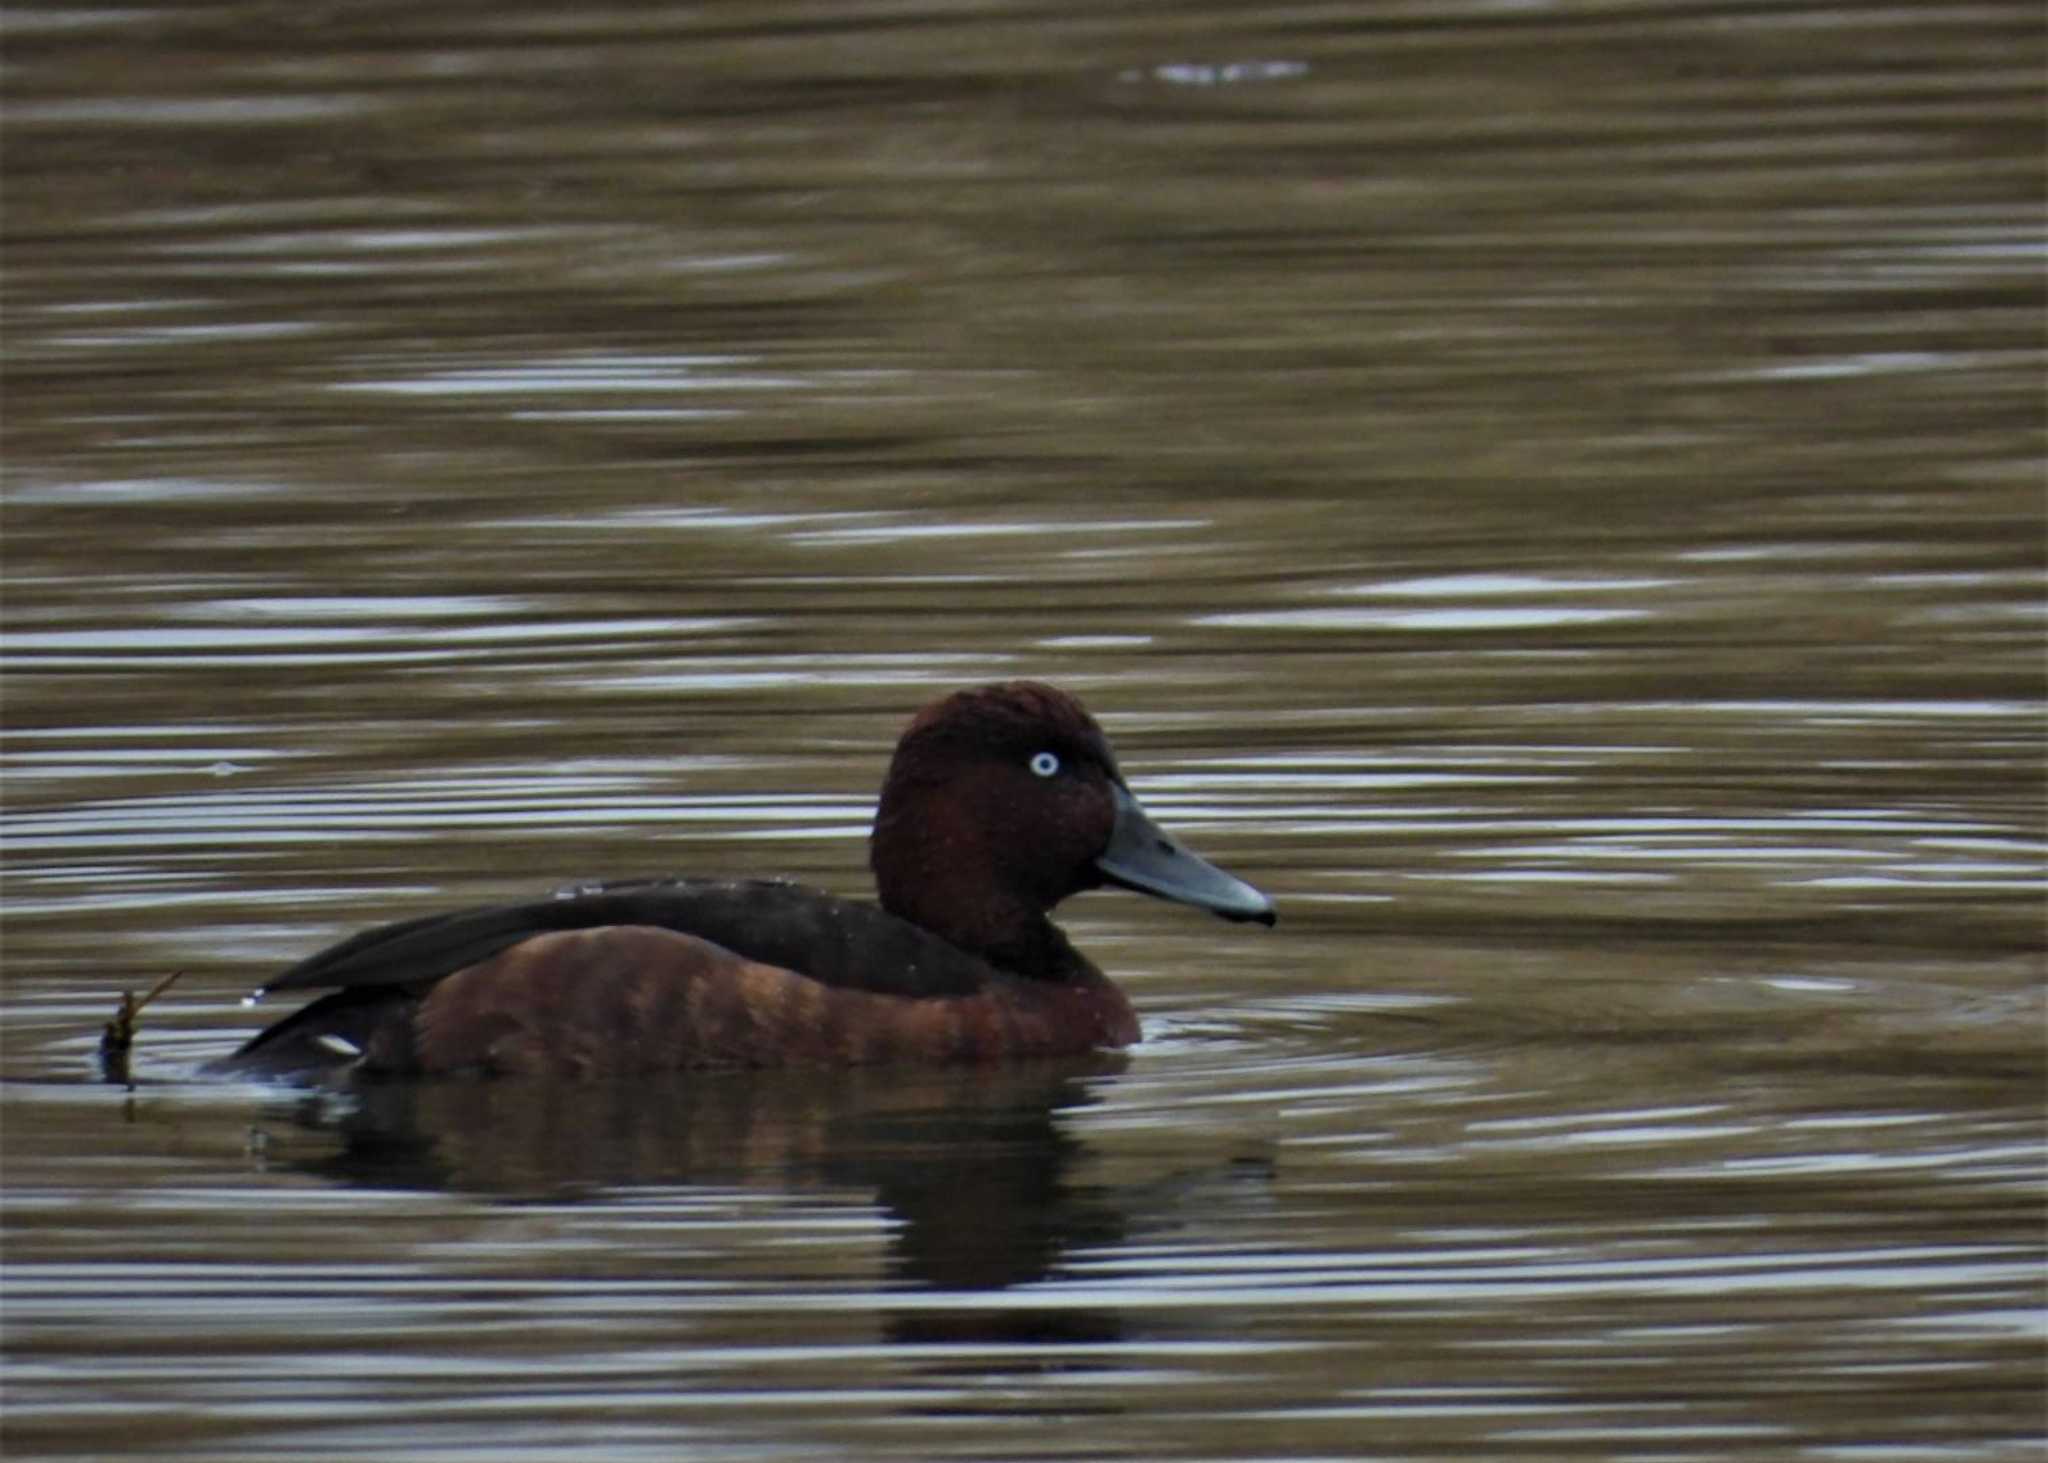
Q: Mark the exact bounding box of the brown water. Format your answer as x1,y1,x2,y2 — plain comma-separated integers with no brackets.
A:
4,1,2044,1458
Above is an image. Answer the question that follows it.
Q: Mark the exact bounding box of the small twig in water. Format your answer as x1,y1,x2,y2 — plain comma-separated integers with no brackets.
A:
99,970,184,1083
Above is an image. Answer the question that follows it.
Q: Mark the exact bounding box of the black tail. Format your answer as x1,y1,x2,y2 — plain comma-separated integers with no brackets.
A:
206,986,418,1082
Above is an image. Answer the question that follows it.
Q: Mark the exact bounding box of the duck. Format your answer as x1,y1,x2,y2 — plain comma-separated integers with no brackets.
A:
214,681,1275,1080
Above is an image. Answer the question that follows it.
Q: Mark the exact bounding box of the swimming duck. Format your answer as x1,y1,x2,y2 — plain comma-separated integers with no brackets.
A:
216,681,1274,1079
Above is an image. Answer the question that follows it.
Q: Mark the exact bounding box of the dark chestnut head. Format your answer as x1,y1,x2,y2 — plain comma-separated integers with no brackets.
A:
869,682,1274,974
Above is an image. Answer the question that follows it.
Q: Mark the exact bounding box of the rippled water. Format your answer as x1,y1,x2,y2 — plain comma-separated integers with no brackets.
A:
5,1,2044,1458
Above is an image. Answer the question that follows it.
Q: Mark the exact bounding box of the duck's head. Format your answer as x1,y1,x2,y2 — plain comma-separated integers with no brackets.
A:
869,681,1275,972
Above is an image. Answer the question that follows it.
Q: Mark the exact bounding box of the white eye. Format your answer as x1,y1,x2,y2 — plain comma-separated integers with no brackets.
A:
1028,750,1061,778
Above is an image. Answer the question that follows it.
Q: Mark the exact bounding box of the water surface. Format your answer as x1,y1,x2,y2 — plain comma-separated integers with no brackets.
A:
4,1,2043,1458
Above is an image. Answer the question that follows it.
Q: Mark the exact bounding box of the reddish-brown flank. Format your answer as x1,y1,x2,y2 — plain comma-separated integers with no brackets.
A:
408,926,1140,1077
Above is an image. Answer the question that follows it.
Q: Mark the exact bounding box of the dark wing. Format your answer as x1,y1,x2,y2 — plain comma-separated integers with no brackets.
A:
253,878,990,1002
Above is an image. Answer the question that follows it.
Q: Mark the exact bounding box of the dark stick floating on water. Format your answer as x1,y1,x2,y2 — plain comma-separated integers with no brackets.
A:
99,969,184,1085
212,682,1275,1081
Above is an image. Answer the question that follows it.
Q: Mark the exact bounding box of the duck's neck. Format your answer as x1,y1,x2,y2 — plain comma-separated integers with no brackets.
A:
876,874,1083,981
868,817,1081,981
972,909,1093,983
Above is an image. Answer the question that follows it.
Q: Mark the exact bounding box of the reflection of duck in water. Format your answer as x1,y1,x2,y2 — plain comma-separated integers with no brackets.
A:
216,682,1274,1080
281,1054,1272,1337
295,1062,1124,1285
